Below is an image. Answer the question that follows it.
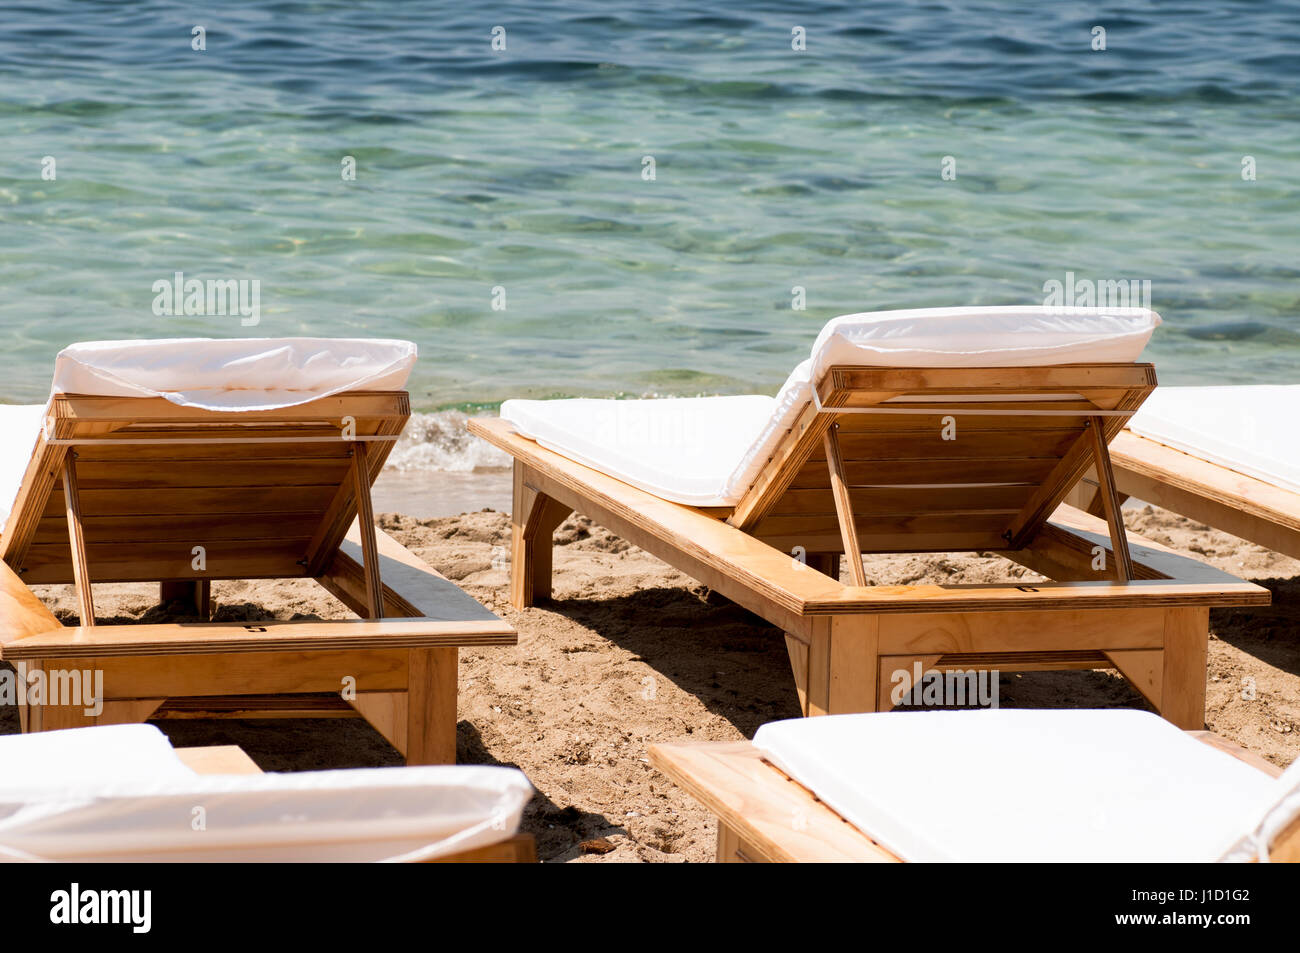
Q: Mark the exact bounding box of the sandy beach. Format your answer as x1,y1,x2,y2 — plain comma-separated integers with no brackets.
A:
5,482,1295,864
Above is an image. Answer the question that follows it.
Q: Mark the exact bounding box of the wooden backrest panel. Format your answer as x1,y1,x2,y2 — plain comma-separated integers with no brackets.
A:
732,364,1156,554
0,391,409,584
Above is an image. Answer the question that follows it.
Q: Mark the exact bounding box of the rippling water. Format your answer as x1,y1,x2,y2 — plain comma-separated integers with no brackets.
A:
2,1,1297,435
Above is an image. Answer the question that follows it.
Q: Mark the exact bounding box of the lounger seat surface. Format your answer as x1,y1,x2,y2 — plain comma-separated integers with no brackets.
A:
501,307,1161,506
753,709,1295,862
0,725,532,862
1128,385,1300,494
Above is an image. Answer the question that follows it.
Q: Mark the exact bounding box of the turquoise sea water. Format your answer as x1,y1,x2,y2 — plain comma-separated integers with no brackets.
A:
2,1,1298,432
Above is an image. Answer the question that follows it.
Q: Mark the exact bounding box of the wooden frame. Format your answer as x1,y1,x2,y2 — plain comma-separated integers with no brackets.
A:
0,393,517,764
1069,430,1300,561
468,365,1270,730
649,733,1297,863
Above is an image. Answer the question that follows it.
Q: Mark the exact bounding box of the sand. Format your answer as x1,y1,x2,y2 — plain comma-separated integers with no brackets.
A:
2,497,1297,863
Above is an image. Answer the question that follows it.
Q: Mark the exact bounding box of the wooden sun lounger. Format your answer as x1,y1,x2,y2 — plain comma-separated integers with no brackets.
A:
1069,430,1300,561
0,392,516,764
470,365,1269,728
649,734,1297,863
173,744,536,863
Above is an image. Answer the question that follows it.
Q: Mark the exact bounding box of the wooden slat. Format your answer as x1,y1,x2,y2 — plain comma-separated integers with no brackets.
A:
1087,417,1135,581
823,428,1082,460
40,485,337,518
819,363,1154,403
832,413,1097,434
753,530,1012,554
787,456,1061,488
158,694,356,719
822,426,867,586
19,539,312,584
61,454,95,625
350,442,385,619
64,458,352,489
0,617,516,660
34,513,324,545
753,512,1017,543
72,442,354,462
766,483,1034,517
24,650,411,698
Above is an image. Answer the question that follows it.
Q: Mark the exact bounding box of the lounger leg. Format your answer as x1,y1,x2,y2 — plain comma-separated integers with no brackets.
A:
510,463,572,608
717,823,762,863
26,660,95,731
804,616,880,716
405,646,458,764
803,552,840,580
785,634,810,715
159,580,212,618
1158,607,1209,729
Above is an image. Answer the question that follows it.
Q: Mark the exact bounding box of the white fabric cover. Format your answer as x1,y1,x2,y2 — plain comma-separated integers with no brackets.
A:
499,395,776,506
0,404,48,532
501,307,1160,505
753,709,1293,863
0,725,532,863
1223,756,1300,862
1129,385,1300,495
51,337,416,411
808,306,1160,376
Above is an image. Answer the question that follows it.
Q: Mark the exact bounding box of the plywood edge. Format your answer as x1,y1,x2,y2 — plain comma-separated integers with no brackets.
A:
648,741,898,863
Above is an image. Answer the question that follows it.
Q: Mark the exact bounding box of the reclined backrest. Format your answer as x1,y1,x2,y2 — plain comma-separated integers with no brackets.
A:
732,363,1157,557
2,391,409,584
0,337,417,586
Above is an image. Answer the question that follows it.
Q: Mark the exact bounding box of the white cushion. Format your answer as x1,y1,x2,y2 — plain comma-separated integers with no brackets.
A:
809,306,1160,376
500,395,777,507
0,404,48,532
52,337,416,411
0,725,532,863
753,709,1289,863
1129,385,1300,494
501,307,1160,505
